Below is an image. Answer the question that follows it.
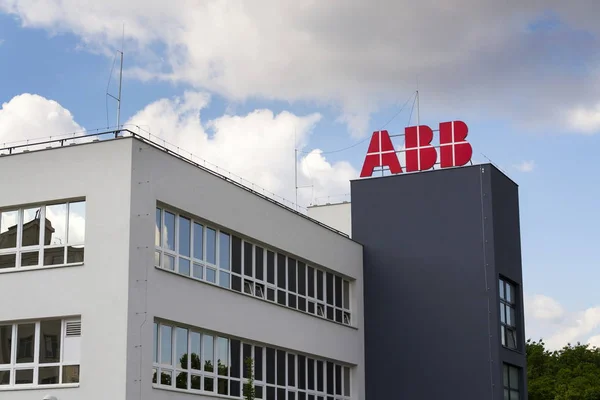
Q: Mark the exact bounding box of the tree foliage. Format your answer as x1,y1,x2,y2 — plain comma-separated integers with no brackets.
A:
527,339,600,400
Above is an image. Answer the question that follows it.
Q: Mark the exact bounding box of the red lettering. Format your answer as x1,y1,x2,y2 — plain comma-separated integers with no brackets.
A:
439,121,473,168
359,130,402,177
405,125,437,172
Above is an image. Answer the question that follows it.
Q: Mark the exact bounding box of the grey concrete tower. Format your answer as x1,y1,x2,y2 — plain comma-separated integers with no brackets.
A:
351,164,527,400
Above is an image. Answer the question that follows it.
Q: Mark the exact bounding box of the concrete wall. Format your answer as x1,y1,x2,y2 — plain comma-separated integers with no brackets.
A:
307,202,352,237
126,138,365,400
351,164,527,400
0,139,134,400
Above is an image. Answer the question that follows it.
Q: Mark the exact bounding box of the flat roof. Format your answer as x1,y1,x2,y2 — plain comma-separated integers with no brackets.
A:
0,129,352,239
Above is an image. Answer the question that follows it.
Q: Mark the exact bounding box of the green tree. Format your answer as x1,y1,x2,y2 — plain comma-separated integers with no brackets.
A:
527,339,600,400
243,357,256,400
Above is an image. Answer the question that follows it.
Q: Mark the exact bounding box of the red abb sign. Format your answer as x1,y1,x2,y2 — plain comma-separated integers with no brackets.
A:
360,120,473,177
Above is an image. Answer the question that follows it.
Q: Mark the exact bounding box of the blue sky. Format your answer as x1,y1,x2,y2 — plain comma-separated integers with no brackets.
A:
0,2,599,348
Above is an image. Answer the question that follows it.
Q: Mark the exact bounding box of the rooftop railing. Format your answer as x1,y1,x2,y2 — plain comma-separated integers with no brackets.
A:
0,127,351,238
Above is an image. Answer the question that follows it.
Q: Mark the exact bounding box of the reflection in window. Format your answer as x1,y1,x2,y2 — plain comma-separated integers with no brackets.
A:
164,212,175,251
0,201,86,270
160,325,172,365
175,328,188,369
153,321,351,399
206,228,216,265
155,208,161,247
153,207,352,326
219,233,230,270
179,217,191,257
0,319,81,388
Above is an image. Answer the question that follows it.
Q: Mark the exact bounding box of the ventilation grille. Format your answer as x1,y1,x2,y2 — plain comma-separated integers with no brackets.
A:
65,320,82,337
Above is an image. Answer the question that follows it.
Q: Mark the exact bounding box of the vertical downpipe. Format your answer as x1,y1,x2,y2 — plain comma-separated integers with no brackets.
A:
480,166,495,399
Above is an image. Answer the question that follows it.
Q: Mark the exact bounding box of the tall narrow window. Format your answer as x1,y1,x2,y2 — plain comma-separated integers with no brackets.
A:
499,278,518,350
503,364,520,400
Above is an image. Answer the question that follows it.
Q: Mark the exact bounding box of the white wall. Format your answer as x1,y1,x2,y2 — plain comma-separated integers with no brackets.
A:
126,139,365,400
0,139,134,400
307,203,352,238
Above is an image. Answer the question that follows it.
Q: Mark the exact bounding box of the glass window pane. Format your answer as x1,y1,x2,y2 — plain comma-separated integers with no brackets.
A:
46,204,67,246
193,263,203,279
277,254,286,289
204,335,214,372
220,233,230,270
217,337,229,376
39,319,62,363
506,283,512,303
206,267,216,283
153,323,158,363
510,390,519,399
206,228,216,264
16,323,35,363
62,365,80,383
15,369,33,384
155,208,161,247
499,280,505,300
277,350,285,386
164,211,175,251
255,346,263,381
509,366,519,389
204,376,214,392
154,251,161,267
218,377,228,395
326,273,334,306
503,364,509,386
508,306,516,327
507,329,517,349
244,242,253,276
500,304,506,324
230,339,241,378
67,245,84,264
256,246,264,280
219,271,230,289
160,370,172,386
266,347,275,384
21,251,39,267
39,366,59,385
0,254,16,269
0,210,18,250
288,353,296,386
179,258,191,276
68,201,86,244
501,326,506,347
179,217,191,257
176,371,188,389
175,327,188,369
335,276,342,307
0,325,12,364
21,207,41,246
343,281,350,309
504,389,509,400
193,223,203,260
164,255,175,271
343,366,350,396
191,374,201,390
45,246,65,266
190,332,201,370
160,325,172,365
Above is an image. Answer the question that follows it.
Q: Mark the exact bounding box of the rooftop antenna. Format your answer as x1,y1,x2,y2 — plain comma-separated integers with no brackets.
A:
106,23,125,136
294,128,313,211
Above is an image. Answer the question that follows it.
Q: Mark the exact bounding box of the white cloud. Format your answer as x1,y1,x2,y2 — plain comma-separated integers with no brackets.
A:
514,160,535,172
588,334,600,349
526,294,564,322
567,103,600,135
0,93,83,149
2,1,600,135
525,293,600,350
125,91,357,208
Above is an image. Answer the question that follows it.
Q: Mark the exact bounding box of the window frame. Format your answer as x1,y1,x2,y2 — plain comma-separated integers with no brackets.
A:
153,320,352,400
499,278,518,350
0,318,81,389
155,206,353,327
0,200,86,272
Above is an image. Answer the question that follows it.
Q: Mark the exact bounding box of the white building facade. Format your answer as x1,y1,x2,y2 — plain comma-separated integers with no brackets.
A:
0,135,365,400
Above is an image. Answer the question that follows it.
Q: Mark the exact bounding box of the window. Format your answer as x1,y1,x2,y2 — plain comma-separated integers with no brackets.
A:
0,318,81,387
503,364,520,399
154,206,353,326
0,201,86,270
153,320,351,399
499,278,518,350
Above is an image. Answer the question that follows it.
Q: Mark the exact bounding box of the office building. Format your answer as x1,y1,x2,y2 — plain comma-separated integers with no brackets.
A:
0,130,526,400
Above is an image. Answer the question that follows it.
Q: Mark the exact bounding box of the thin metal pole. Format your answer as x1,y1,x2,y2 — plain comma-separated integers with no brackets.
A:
416,90,420,127
116,50,123,130
294,128,298,211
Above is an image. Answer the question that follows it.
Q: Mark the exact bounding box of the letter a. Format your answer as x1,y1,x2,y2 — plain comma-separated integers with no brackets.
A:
439,121,473,168
359,130,402,177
